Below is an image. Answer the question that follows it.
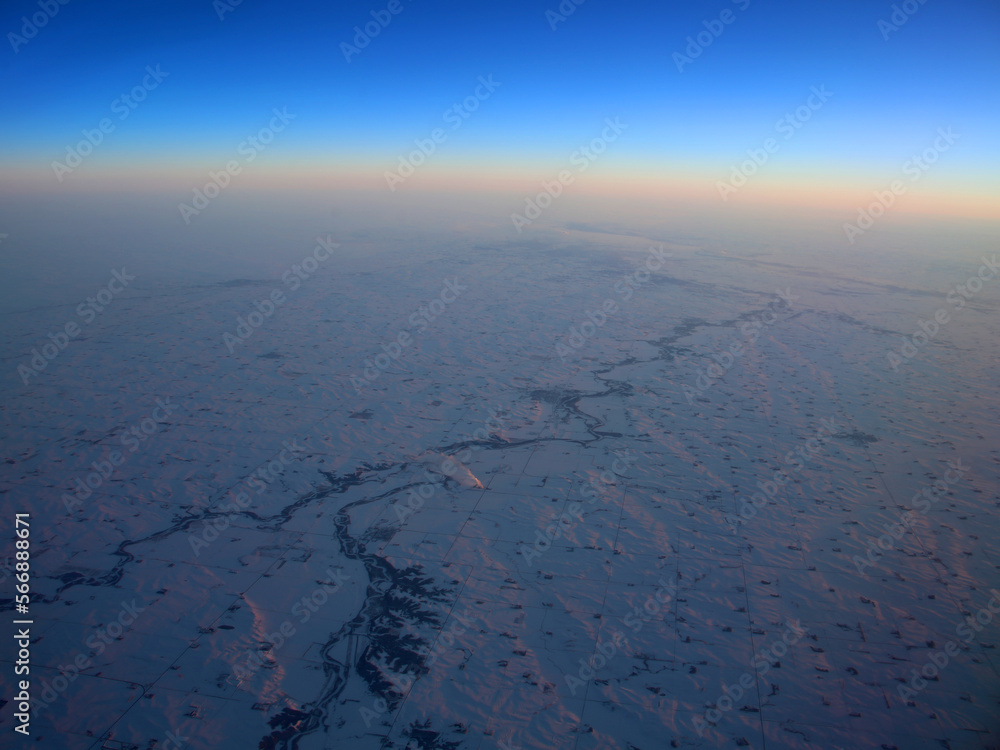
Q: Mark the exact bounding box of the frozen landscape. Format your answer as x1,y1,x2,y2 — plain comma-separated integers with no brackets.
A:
1,199,997,749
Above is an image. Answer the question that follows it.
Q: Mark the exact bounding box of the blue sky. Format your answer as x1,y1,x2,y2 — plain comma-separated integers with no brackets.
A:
2,0,998,209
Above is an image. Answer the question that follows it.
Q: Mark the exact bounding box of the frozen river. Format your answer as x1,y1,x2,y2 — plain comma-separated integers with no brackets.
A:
1,199,998,749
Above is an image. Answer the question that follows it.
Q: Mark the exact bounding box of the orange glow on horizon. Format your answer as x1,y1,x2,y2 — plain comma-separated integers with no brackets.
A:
2,159,997,224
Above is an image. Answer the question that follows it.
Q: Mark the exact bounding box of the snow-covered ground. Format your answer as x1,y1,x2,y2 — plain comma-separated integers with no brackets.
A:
1,206,998,749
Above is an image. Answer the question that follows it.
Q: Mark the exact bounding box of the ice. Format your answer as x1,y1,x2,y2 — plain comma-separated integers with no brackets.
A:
1,215,998,749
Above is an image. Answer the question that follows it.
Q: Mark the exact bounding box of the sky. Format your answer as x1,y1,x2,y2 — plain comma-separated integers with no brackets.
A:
1,0,999,219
